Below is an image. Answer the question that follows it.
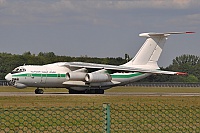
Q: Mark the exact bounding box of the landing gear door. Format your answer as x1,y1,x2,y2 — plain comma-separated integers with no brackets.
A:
41,73,47,84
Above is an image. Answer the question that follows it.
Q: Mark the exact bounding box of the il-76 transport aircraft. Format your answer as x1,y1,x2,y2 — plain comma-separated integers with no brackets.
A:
5,32,194,94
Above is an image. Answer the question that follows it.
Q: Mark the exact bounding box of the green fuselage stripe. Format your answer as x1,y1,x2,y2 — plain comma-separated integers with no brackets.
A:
13,73,66,78
12,72,142,79
111,73,142,78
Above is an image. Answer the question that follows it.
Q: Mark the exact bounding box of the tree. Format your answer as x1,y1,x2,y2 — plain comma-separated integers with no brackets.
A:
1,52,200,82
0,52,126,79
167,54,200,82
23,51,32,56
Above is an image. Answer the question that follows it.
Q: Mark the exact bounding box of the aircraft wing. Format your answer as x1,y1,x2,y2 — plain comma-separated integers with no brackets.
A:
64,62,186,75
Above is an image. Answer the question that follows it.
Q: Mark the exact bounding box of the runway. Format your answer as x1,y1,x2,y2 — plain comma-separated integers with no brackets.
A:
0,92,200,96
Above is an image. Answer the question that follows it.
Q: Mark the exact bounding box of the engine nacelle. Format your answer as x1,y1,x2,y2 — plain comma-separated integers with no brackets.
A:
85,73,112,83
66,72,86,81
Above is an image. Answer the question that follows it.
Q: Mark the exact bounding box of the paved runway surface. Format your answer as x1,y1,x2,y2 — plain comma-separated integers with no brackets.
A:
0,92,200,96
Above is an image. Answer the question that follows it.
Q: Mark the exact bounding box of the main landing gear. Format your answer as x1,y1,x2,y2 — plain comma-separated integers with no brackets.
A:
35,88,44,94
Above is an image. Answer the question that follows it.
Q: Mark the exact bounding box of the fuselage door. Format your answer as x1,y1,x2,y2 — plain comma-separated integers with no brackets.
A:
41,73,47,84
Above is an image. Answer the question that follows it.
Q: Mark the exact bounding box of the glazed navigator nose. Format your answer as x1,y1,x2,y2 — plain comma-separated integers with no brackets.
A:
5,73,12,81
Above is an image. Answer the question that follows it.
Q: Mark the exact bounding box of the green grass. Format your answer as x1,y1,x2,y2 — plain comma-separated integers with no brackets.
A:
107,86,200,93
0,86,200,107
0,86,68,92
1,95,200,107
1,86,200,93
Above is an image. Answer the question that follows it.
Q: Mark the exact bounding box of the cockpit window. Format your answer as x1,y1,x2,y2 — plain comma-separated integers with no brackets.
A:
11,67,26,74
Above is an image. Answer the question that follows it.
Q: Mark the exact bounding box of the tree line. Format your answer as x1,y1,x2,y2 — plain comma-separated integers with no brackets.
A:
0,52,199,82
0,52,126,79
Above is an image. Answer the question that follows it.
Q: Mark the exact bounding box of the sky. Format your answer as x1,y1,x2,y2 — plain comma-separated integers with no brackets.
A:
0,0,199,67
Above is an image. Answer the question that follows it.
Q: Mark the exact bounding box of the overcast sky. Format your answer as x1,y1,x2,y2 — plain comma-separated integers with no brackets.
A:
0,0,199,67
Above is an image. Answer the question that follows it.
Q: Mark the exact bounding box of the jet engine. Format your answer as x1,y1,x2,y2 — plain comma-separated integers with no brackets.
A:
85,73,112,83
66,72,86,81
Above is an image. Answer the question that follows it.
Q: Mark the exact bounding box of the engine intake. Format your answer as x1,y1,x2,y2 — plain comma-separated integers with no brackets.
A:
66,72,86,81
85,73,112,83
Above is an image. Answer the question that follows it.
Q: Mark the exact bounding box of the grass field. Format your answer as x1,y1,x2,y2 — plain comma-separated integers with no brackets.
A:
0,86,199,132
0,86,200,107
1,86,200,93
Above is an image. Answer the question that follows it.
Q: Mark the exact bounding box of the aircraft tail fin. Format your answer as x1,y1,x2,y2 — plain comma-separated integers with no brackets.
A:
123,32,194,69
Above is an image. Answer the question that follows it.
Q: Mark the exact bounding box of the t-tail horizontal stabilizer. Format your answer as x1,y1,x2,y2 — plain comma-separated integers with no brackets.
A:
123,31,195,69
139,32,195,37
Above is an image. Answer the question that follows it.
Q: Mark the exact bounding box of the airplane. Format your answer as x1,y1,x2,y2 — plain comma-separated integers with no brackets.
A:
5,32,194,94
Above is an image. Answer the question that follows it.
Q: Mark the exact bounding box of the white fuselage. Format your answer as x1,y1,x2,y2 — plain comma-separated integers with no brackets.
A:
5,62,150,91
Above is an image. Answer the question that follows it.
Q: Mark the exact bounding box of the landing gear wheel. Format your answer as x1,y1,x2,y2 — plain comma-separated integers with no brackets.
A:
69,89,85,94
35,88,44,94
85,89,104,94
68,89,104,94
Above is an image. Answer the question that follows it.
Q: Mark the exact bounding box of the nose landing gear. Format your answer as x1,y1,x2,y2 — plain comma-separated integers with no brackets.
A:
35,88,44,94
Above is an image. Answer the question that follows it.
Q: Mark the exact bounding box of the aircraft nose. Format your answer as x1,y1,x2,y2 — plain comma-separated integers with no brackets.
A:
5,73,12,81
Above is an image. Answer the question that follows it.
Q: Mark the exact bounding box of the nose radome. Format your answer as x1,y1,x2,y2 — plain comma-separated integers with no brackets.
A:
5,73,12,81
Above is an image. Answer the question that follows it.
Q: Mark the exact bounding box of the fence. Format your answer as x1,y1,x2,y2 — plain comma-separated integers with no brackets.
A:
0,80,11,86
128,82,200,87
0,104,200,132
